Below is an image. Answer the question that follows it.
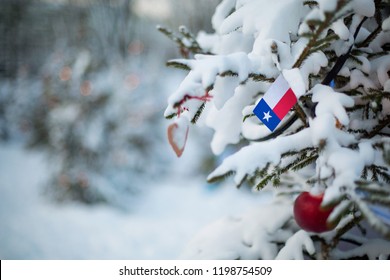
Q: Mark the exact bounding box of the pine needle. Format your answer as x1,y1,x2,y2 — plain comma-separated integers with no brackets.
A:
207,170,235,184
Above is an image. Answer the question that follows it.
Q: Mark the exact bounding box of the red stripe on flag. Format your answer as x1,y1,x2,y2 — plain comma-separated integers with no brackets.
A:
273,88,297,120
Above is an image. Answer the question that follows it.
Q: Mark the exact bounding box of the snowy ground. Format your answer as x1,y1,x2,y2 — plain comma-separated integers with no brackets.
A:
0,144,261,259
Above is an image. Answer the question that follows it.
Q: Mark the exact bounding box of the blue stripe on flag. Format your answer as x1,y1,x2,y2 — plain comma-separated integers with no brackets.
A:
253,99,281,131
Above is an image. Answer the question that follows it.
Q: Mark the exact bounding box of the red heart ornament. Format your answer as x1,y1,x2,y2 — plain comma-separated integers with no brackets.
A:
167,119,189,157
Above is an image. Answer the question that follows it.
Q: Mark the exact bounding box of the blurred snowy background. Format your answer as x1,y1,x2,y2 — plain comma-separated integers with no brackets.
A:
0,0,261,259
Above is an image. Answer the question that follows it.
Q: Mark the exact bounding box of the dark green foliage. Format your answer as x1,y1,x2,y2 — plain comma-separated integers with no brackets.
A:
166,60,191,71
255,150,318,190
207,170,236,184
191,102,206,124
157,25,212,58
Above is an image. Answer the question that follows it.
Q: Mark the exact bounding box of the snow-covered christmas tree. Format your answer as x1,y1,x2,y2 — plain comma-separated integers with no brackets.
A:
161,0,390,259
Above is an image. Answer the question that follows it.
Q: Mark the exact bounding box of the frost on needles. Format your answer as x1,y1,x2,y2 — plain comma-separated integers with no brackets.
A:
160,0,390,259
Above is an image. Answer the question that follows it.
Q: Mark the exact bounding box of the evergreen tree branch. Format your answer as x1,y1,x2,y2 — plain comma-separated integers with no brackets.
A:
321,16,368,85
303,1,318,7
363,196,390,207
255,151,318,189
178,25,204,54
191,103,206,124
248,73,275,83
364,115,390,139
157,25,212,58
330,214,364,250
166,60,191,71
207,170,236,184
356,181,390,196
367,51,389,59
314,33,340,47
164,113,176,120
293,0,350,69
291,1,362,125
348,55,364,65
363,89,390,101
294,104,309,126
354,198,390,238
243,113,255,122
356,25,382,48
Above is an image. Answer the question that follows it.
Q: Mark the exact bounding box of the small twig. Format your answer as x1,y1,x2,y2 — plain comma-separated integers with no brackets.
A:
331,215,364,249
357,25,382,48
294,104,309,126
364,116,390,139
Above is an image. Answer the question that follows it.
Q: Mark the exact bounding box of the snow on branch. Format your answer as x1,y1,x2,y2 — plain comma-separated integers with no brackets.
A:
207,128,314,185
275,230,315,259
164,52,255,118
179,200,293,260
333,239,390,259
312,84,354,126
219,0,306,45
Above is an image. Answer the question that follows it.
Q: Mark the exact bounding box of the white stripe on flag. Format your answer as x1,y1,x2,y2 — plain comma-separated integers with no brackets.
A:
263,74,290,108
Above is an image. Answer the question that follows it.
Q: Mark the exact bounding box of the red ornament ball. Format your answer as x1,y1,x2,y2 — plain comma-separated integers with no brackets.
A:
293,191,336,233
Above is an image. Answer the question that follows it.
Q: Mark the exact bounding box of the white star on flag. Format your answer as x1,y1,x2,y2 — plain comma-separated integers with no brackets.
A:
263,111,272,122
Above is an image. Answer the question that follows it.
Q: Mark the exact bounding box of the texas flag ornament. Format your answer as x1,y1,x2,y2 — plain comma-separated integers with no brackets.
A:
253,74,297,131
